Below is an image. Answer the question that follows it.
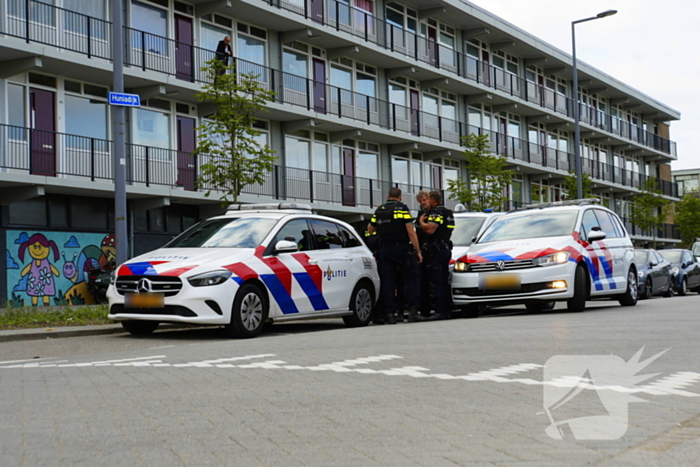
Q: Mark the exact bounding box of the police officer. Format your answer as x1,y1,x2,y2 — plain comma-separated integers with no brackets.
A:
367,187,423,324
418,191,455,321
414,190,432,318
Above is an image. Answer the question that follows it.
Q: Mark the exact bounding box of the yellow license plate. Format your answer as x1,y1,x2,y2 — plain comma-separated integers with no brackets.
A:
479,273,521,291
125,293,164,309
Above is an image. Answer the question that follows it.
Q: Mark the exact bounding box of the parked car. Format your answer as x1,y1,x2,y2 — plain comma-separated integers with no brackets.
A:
634,249,673,299
658,249,700,296
450,207,503,266
107,203,380,337
452,199,638,313
692,241,700,262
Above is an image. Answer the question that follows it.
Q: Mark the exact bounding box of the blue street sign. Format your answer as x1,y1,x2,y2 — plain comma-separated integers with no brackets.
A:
108,92,141,107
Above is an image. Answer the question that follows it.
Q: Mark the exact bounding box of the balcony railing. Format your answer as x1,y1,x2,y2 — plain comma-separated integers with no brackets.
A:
1,0,677,156
620,217,681,241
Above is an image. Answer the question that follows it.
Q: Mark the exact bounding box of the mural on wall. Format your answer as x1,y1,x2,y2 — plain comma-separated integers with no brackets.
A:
5,231,115,307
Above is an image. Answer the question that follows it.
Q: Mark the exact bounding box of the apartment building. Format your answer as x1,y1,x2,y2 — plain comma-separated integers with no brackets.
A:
0,0,681,305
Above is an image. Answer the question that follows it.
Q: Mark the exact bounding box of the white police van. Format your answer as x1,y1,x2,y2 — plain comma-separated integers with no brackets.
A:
107,204,380,337
451,199,637,313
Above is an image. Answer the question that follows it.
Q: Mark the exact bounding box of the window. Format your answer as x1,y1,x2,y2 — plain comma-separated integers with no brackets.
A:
309,219,344,249
131,1,167,54
8,84,26,137
283,48,307,93
9,198,48,226
285,130,328,172
272,219,312,252
167,218,278,248
71,198,108,229
593,210,620,238
337,225,362,248
65,95,108,141
480,211,579,243
392,157,409,184
133,108,170,149
201,22,229,53
579,210,600,242
238,23,267,78
64,0,107,36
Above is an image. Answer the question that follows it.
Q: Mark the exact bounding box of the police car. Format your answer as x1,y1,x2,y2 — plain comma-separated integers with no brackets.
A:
451,199,638,313
107,204,380,337
450,206,503,266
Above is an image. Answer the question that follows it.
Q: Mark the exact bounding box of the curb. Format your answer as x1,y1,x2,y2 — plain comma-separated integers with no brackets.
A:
0,323,200,343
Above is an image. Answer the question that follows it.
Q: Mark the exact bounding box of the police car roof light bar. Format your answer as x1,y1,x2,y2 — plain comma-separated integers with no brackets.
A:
227,203,313,211
513,198,601,212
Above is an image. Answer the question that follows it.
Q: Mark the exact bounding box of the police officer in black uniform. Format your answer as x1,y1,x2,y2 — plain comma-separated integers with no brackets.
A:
414,190,432,318
419,190,455,321
367,187,423,324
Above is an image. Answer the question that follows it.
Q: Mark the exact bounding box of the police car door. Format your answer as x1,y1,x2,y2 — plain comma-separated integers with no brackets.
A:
264,218,319,315
592,209,629,291
307,219,355,311
579,209,610,295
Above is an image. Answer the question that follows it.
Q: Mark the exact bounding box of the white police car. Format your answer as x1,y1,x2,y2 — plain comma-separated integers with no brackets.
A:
107,204,380,337
451,199,638,313
450,206,503,266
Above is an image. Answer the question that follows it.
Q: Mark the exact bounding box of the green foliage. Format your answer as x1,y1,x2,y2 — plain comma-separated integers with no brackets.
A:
563,171,593,200
53,291,70,306
674,191,700,249
448,134,513,212
194,59,276,205
0,305,111,330
630,177,671,249
68,290,85,306
6,293,25,308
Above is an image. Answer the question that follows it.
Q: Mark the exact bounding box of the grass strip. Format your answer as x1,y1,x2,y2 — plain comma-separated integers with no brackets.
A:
0,305,113,330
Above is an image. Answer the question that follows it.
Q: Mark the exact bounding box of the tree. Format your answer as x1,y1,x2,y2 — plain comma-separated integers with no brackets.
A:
193,59,276,205
447,134,513,212
674,191,700,249
630,177,671,249
563,170,593,200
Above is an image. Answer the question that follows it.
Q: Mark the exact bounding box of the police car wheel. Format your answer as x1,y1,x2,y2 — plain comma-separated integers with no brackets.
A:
461,305,482,319
567,265,587,313
618,269,639,307
225,283,268,338
121,320,159,336
343,281,374,327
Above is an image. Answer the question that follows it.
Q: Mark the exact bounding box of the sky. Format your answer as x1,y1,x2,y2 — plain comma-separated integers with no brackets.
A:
468,0,699,170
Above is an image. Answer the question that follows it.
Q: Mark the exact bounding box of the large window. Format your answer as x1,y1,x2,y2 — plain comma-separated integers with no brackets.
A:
8,84,26,138
283,47,307,94
201,23,229,53
237,23,267,79
65,95,107,140
133,108,170,149
131,1,167,54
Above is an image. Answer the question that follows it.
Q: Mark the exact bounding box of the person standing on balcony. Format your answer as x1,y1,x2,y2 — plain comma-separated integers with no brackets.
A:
367,187,424,324
419,191,455,321
215,36,233,76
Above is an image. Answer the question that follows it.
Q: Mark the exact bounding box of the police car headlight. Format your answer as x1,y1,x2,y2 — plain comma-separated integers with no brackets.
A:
188,270,233,287
533,251,570,266
672,267,679,276
453,261,469,272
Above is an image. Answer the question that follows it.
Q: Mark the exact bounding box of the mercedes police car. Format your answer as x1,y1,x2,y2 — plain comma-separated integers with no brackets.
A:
107,204,380,338
451,199,638,313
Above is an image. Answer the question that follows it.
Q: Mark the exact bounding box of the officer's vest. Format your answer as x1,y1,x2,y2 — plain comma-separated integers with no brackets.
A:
428,205,455,242
372,200,411,242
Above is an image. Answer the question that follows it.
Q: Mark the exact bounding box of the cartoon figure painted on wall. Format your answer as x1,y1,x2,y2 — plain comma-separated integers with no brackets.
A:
6,231,116,307
18,233,61,306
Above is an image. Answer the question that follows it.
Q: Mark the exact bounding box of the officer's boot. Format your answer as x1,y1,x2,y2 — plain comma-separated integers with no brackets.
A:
396,311,405,323
407,306,424,323
384,310,397,325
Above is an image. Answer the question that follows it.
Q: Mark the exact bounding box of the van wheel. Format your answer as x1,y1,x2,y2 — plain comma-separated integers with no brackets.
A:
567,265,587,312
343,281,374,327
618,269,639,306
121,320,159,336
526,301,556,312
225,284,267,338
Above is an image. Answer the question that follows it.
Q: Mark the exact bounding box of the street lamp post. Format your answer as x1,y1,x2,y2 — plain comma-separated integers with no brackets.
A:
572,9,617,199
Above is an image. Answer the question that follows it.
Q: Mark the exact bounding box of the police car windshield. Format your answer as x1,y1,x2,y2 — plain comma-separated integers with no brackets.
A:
693,243,700,256
452,216,486,246
634,250,649,265
165,217,277,248
478,210,578,243
658,250,682,264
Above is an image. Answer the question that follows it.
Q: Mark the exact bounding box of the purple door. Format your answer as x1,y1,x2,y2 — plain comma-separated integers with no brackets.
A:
342,148,355,206
410,89,419,136
175,15,194,82
30,88,56,176
313,58,326,114
427,26,438,66
176,117,196,191
310,0,324,23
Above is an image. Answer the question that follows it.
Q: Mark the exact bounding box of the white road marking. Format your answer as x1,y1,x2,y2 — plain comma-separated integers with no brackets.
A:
1,354,697,397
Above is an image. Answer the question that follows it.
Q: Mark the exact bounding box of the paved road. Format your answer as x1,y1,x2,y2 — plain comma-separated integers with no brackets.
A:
1,296,699,466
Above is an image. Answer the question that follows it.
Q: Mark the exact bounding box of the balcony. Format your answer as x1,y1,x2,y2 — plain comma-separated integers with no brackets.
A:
1,0,677,157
